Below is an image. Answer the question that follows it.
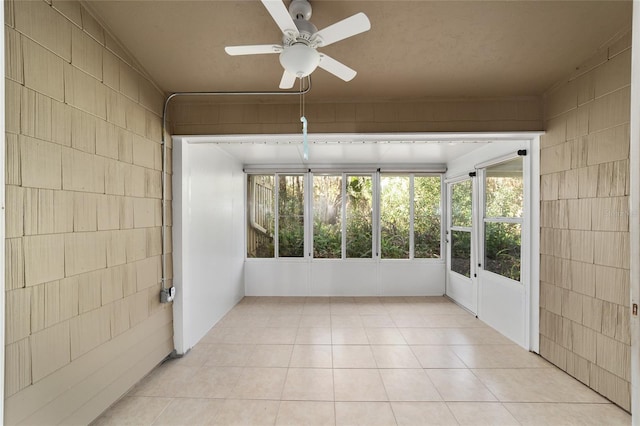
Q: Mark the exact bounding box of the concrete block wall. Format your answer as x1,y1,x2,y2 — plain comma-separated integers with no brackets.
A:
4,1,173,424
169,96,543,135
539,31,631,410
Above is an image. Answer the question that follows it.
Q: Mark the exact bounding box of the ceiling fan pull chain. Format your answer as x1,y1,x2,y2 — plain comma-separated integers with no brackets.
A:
299,76,308,161
301,116,308,161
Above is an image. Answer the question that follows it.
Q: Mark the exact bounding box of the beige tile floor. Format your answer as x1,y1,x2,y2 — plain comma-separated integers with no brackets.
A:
93,296,631,426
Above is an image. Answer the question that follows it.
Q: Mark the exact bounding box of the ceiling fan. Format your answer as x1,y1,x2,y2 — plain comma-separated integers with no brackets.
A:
224,0,371,89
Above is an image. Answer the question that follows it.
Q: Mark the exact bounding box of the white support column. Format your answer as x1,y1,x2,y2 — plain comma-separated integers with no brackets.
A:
530,136,541,354
630,1,640,422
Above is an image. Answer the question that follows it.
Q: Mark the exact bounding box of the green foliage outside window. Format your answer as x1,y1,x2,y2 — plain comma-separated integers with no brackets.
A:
485,222,521,281
451,179,472,227
379,175,441,259
485,177,523,218
278,175,304,257
414,176,442,258
451,230,471,277
313,175,342,258
346,176,373,258
380,176,410,258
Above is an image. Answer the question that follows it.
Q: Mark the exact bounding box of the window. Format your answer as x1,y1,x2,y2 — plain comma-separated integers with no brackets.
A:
313,175,342,258
278,174,305,257
414,176,442,258
380,176,410,258
483,157,523,281
451,230,471,278
346,175,373,258
380,174,441,259
247,175,274,258
451,179,472,227
246,174,305,258
484,222,521,280
449,179,472,277
247,172,441,260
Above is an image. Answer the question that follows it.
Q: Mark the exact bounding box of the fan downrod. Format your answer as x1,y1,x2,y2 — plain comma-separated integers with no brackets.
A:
289,0,312,20
284,0,317,46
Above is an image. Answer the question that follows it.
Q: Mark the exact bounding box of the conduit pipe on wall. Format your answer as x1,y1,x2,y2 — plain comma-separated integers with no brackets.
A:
159,77,312,300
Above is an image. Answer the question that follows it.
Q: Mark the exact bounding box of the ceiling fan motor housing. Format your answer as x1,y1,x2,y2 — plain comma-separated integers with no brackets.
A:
280,1,320,78
286,19,318,45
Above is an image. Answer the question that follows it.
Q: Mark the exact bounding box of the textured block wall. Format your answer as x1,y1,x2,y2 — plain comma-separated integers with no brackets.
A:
539,32,631,410
4,0,173,424
169,96,543,135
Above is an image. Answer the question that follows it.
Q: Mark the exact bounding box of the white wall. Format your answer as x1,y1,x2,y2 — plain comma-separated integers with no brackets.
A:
173,140,245,354
245,260,445,296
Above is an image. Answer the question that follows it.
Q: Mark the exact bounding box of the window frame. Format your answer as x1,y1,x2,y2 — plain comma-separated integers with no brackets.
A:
245,170,443,262
246,174,275,259
275,173,307,258
447,177,474,279
480,156,525,282
310,173,344,259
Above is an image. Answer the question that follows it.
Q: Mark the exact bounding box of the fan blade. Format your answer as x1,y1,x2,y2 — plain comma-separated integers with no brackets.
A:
225,45,283,56
314,12,371,47
279,71,297,89
261,0,299,37
318,54,357,82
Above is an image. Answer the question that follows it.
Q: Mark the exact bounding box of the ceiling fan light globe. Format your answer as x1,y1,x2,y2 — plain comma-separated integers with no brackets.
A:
279,44,320,78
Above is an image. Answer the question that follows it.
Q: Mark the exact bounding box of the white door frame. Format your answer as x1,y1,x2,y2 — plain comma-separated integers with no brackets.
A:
444,139,539,352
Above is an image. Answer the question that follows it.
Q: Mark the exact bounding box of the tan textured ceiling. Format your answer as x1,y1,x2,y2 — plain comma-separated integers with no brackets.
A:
87,0,631,101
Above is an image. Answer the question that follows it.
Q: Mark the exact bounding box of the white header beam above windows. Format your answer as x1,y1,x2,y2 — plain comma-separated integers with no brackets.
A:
244,164,446,173
175,132,543,168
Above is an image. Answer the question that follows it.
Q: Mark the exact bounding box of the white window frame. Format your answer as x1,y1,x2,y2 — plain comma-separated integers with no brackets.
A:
274,172,307,259
477,154,526,283
246,170,444,262
378,173,442,260
447,176,475,279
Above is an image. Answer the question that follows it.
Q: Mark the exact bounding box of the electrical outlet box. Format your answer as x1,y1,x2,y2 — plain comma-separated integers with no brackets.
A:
160,287,175,303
